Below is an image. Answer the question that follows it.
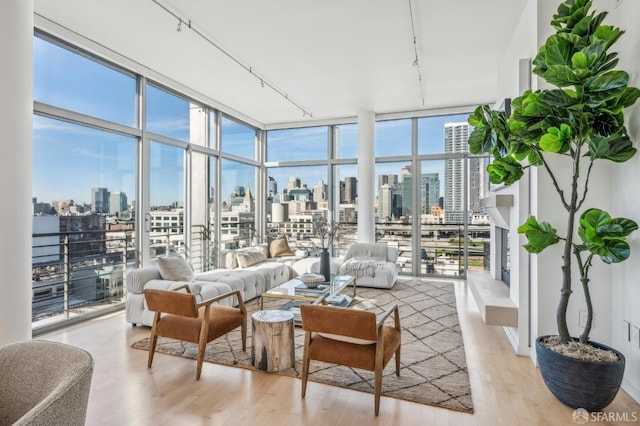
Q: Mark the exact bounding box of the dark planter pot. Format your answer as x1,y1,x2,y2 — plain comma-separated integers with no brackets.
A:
536,335,625,412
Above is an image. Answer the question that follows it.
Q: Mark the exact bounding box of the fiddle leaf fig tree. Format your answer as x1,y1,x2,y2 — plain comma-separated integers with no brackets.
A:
468,0,639,345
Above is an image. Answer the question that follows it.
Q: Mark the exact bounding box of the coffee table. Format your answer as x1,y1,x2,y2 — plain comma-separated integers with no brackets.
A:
259,275,356,312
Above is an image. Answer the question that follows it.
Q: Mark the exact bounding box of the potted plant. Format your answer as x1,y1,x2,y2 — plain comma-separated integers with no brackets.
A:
467,0,639,411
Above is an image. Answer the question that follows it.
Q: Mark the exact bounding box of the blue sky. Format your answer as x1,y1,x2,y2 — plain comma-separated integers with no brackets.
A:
32,34,470,207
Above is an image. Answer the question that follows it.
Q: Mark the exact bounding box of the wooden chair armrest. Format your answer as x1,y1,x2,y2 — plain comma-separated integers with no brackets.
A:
376,303,399,329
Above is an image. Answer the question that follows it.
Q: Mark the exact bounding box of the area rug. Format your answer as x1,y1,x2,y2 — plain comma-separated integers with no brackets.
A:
131,278,474,413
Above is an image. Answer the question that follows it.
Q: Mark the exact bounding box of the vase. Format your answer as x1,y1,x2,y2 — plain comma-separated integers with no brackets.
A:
319,248,331,282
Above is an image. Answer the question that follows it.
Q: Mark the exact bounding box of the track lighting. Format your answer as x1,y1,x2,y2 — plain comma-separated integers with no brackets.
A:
408,0,425,106
153,0,313,118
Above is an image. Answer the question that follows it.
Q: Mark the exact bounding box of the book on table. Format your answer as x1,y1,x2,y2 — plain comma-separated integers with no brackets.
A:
294,282,328,296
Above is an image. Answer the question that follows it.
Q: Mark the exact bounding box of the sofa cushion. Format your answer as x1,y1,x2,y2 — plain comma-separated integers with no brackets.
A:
267,236,294,258
158,255,194,282
236,250,267,268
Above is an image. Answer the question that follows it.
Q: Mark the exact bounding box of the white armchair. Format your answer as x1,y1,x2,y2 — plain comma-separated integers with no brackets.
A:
338,243,398,289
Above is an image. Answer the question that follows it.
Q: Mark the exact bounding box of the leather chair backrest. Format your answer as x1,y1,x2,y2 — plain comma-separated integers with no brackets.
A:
144,289,199,318
300,304,378,341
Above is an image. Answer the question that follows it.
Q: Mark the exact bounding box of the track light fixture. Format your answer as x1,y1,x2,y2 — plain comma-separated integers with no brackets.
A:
153,0,313,118
408,0,425,106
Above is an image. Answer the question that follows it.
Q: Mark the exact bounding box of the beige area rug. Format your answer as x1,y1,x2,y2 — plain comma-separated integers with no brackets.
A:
131,278,474,413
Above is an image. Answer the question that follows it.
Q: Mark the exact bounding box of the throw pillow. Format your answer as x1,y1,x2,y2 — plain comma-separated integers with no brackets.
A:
236,250,267,268
267,235,294,258
158,255,194,282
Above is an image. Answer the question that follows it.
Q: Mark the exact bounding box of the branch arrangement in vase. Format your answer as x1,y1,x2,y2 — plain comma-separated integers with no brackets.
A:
312,217,340,250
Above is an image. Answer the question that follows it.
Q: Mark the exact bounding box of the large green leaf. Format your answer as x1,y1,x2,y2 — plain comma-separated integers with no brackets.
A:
616,87,640,108
539,124,571,153
486,157,523,185
594,25,623,49
586,131,637,162
544,65,582,87
577,208,638,263
586,70,629,103
604,137,636,162
545,36,574,66
517,216,560,253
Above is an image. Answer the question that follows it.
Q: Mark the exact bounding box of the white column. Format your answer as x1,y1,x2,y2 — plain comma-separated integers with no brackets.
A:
357,111,375,243
0,0,34,345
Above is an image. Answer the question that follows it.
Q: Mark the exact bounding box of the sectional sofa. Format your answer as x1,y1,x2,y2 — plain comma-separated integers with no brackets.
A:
125,244,303,326
125,242,400,327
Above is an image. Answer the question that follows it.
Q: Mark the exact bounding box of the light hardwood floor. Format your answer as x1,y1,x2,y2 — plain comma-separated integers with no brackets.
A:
40,280,639,425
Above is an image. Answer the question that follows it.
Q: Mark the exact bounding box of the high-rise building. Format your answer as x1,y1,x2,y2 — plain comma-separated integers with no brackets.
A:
444,122,470,223
469,157,490,213
312,179,327,203
287,176,301,191
268,176,277,196
401,172,412,217
109,192,128,214
421,173,440,214
378,174,398,189
378,184,394,219
343,177,357,203
92,187,109,214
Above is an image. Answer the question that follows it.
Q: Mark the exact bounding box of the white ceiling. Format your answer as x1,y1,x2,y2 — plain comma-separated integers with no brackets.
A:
34,0,528,128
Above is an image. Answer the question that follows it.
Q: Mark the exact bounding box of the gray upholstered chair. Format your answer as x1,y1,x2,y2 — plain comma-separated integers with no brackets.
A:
0,340,94,426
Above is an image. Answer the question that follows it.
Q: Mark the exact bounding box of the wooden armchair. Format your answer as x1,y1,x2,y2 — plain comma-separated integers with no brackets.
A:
299,303,401,415
144,285,247,380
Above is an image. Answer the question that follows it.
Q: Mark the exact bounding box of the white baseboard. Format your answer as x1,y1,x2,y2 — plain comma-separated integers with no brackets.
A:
503,326,530,356
622,377,640,404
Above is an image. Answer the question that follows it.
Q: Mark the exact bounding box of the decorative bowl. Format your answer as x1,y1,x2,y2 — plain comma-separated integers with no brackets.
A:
298,273,325,287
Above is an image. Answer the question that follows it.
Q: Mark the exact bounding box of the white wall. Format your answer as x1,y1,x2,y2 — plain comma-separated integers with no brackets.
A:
0,0,33,345
502,0,640,402
603,0,640,404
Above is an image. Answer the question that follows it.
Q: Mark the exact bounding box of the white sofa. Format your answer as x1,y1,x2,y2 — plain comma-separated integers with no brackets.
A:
338,243,398,289
125,245,303,326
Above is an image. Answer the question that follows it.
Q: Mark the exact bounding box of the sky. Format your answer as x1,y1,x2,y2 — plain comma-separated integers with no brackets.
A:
32,34,471,208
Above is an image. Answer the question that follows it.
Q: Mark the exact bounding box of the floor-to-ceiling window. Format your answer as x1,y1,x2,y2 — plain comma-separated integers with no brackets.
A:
333,124,359,256
371,114,490,277
265,125,361,257
33,33,138,327
218,115,259,251
31,31,259,329
416,114,490,277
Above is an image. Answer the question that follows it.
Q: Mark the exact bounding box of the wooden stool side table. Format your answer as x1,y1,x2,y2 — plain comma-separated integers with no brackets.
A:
251,310,295,372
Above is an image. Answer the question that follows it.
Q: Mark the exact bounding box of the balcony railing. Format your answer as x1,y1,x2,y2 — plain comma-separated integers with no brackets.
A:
32,228,134,331
31,220,489,332
267,220,490,277
32,224,215,332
